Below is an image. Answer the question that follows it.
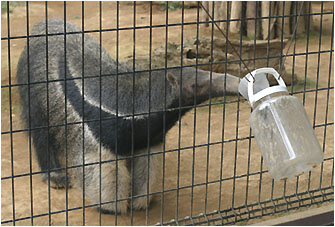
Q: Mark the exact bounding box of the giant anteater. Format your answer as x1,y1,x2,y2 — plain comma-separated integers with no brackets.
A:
16,19,240,214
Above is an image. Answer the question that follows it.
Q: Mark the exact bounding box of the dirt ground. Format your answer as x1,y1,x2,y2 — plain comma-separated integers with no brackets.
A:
1,2,334,226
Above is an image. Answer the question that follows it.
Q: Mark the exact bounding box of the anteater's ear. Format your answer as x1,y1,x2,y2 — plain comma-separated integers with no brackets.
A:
167,72,179,87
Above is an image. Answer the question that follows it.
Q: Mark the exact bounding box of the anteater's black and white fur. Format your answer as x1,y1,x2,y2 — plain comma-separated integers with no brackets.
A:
16,19,240,214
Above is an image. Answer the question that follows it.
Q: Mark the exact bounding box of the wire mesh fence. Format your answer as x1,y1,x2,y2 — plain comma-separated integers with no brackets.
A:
1,1,334,226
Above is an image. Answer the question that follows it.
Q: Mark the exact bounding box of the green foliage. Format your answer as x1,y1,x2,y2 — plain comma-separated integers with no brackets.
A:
296,31,320,45
288,77,316,92
161,1,195,11
1,2,10,14
1,1,25,14
247,35,261,41
225,32,256,41
1,88,21,114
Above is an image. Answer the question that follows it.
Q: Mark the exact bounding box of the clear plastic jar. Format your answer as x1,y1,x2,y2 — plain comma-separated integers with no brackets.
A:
239,68,324,180
249,90,324,180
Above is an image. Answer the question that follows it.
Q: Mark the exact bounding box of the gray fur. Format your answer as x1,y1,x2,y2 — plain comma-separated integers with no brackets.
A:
16,19,240,214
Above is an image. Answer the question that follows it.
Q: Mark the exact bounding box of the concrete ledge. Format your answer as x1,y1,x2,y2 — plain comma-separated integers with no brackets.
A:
251,204,334,226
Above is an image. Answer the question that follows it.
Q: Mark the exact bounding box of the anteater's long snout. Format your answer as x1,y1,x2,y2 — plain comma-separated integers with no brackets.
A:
211,72,240,95
178,68,241,104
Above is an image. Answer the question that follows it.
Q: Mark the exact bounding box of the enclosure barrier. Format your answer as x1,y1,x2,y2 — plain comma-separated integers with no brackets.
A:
1,1,334,226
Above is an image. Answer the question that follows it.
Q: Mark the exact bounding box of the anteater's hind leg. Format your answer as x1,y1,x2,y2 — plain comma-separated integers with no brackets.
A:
20,82,69,189
32,127,69,189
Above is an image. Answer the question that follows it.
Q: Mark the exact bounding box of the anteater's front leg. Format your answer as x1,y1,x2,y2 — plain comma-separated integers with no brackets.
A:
80,149,130,214
131,145,162,210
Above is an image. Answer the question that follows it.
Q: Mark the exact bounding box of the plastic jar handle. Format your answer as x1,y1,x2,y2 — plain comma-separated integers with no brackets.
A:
247,68,287,107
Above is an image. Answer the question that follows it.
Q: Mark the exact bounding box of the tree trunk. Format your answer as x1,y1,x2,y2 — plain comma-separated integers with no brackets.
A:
246,1,257,39
230,1,242,34
295,1,307,34
217,1,229,32
199,1,307,40
213,1,221,27
277,2,292,38
261,1,270,39
201,1,210,27
261,1,276,40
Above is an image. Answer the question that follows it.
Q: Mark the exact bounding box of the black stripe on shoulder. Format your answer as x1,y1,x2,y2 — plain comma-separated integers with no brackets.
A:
58,59,181,156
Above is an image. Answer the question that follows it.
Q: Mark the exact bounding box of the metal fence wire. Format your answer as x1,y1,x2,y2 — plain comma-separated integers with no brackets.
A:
1,1,334,226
